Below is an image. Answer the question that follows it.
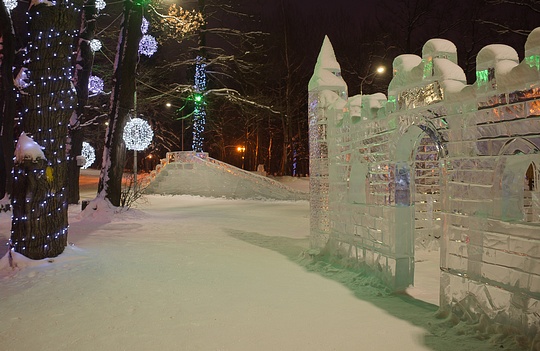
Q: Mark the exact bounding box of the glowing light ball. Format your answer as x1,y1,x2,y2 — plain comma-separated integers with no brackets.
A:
81,142,96,169
89,39,102,52
141,17,149,34
138,34,158,57
123,117,153,151
95,0,106,11
88,75,104,94
3,0,17,11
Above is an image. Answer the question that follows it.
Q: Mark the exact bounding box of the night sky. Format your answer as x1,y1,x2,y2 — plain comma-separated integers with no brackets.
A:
250,0,538,94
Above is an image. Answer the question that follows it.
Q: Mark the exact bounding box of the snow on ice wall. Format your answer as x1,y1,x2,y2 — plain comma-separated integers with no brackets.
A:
145,151,307,201
309,29,540,342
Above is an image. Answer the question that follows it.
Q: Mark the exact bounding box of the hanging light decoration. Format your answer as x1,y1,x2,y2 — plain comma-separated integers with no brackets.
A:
95,0,106,11
141,17,149,34
123,117,153,151
138,34,158,57
89,39,102,52
88,75,104,94
81,142,95,169
3,0,17,11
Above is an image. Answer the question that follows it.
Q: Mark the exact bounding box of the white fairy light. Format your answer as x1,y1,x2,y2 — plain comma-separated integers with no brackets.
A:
95,0,105,11
141,17,149,34
81,142,95,169
123,117,153,151
88,75,104,94
89,39,102,52
138,34,158,57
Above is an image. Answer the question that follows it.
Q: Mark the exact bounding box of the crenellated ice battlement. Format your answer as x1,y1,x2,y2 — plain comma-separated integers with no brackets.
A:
309,28,540,348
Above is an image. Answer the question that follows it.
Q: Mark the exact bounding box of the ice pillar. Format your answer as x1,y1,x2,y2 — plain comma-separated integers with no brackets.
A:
308,36,348,250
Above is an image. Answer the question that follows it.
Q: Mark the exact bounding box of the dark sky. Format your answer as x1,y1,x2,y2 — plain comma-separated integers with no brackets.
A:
252,0,539,92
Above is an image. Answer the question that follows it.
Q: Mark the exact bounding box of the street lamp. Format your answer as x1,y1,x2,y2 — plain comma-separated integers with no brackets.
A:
360,66,385,95
237,146,246,169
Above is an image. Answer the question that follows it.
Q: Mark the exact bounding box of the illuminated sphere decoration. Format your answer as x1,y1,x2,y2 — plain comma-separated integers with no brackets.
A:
89,39,102,52
123,117,153,151
81,142,96,169
95,0,106,11
88,75,104,94
138,34,158,57
4,0,17,11
141,17,149,34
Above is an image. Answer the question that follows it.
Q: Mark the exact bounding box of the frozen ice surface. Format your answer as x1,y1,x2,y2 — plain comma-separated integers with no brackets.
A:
309,29,540,348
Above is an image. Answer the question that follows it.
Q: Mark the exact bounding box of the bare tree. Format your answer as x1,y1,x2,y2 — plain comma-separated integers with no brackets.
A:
0,3,16,197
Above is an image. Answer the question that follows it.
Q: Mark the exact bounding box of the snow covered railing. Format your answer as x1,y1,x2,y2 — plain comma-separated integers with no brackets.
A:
202,155,307,196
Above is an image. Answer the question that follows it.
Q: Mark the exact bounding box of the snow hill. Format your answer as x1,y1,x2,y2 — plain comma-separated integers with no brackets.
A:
144,152,308,201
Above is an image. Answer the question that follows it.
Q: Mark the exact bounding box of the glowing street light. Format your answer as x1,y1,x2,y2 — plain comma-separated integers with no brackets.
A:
360,65,385,95
237,146,246,169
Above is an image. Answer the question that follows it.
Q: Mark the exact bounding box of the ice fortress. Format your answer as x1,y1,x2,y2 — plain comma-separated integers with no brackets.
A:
309,29,540,343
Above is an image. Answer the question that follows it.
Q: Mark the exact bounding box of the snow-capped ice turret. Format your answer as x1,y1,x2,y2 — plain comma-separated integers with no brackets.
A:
496,28,540,92
422,39,458,64
475,44,519,92
309,35,348,97
388,39,467,110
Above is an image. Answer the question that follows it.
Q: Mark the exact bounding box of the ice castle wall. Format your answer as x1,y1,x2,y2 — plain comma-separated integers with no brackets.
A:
309,29,540,344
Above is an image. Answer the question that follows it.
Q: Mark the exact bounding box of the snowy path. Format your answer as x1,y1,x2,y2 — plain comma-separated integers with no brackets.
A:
0,193,513,350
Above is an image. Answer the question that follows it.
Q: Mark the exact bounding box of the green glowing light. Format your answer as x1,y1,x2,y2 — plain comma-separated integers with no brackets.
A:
476,69,489,86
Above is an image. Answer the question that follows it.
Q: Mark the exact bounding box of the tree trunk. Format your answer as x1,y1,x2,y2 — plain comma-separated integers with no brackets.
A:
0,4,16,197
279,0,292,176
11,0,80,259
97,0,143,207
67,0,97,204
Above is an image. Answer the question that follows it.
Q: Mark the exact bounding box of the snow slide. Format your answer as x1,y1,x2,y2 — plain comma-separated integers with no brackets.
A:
144,151,308,201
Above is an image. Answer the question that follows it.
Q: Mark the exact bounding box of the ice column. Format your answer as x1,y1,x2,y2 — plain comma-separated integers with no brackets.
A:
308,36,348,250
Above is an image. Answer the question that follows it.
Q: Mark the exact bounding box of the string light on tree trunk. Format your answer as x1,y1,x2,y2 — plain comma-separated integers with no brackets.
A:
10,0,81,259
192,55,206,152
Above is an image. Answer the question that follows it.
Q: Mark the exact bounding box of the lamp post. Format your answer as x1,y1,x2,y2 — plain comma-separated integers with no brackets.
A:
360,66,385,95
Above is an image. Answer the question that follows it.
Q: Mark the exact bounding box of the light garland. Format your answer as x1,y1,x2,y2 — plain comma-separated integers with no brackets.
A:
95,0,105,11
192,55,206,152
11,0,81,258
3,0,17,11
138,34,157,57
81,142,95,169
89,38,102,52
88,75,104,94
123,117,153,151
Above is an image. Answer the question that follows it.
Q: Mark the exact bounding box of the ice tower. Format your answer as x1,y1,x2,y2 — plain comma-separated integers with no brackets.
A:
309,29,540,347
308,36,347,250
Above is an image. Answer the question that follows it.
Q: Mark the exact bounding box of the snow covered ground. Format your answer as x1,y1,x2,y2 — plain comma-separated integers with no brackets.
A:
0,170,522,350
